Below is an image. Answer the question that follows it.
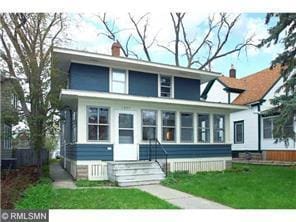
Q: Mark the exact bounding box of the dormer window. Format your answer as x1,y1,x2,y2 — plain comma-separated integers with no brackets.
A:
159,75,173,98
111,68,128,94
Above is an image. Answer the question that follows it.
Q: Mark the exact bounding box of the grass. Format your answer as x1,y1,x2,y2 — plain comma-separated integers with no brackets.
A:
162,163,296,209
75,180,115,187
16,180,177,209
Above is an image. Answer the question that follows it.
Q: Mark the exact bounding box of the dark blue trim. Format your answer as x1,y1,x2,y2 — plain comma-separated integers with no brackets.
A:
128,70,158,97
66,144,113,161
174,77,200,101
139,144,231,160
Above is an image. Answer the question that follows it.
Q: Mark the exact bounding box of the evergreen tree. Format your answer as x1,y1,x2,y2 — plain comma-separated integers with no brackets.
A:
259,13,296,144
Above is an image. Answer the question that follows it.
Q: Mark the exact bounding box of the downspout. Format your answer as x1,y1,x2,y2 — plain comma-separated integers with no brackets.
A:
257,104,261,152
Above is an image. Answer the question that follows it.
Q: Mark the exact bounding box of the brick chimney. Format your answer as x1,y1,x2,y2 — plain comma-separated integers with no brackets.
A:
111,41,121,57
229,64,236,78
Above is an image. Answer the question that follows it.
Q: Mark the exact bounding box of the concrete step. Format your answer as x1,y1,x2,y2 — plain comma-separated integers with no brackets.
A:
116,174,165,182
113,168,164,176
118,179,162,187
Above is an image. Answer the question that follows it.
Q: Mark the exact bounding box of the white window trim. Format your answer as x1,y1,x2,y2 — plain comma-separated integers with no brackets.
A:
109,68,129,94
234,121,244,144
86,106,111,142
161,110,176,143
158,74,174,98
180,112,194,143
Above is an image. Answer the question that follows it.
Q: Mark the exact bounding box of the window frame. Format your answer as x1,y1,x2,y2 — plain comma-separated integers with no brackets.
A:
263,117,273,139
234,120,244,144
213,114,225,143
161,111,176,142
158,74,174,98
180,112,194,143
141,109,158,142
3,124,12,149
197,113,210,143
87,106,110,142
71,111,77,143
110,68,128,94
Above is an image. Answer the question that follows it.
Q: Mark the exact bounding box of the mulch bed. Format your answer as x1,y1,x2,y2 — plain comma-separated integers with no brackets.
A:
1,165,40,209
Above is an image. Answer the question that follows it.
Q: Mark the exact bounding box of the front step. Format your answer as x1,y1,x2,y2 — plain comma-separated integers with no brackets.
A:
107,161,165,187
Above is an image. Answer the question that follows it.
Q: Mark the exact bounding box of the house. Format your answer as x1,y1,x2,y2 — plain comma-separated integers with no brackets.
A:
1,75,18,169
201,65,296,161
53,43,246,185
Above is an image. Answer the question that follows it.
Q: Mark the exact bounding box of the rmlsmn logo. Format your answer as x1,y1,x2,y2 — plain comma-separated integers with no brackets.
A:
1,210,49,222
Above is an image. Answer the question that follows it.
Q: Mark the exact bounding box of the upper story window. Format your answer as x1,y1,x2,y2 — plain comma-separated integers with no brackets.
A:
87,107,109,141
111,69,128,94
11,93,18,109
160,75,173,98
234,120,244,144
162,111,176,142
263,118,273,139
142,110,157,141
180,113,193,142
198,114,210,143
213,114,225,143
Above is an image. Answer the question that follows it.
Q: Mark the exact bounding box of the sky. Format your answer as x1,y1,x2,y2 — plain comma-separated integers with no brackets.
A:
63,13,283,79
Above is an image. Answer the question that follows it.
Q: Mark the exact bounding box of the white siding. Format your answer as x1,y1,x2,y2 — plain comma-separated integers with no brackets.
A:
230,106,259,151
205,81,229,103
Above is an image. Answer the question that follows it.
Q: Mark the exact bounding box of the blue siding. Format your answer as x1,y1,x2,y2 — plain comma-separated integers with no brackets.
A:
69,63,109,92
129,70,158,97
139,144,231,160
66,144,113,161
174,77,200,101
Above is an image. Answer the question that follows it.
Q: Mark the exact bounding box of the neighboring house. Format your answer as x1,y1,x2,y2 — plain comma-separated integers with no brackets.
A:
53,43,246,185
201,65,296,161
1,75,18,168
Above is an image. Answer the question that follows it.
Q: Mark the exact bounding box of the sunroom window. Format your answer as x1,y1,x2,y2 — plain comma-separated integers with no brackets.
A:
180,113,193,142
111,69,127,94
87,107,109,141
213,114,225,143
198,114,210,143
162,111,175,142
142,110,157,141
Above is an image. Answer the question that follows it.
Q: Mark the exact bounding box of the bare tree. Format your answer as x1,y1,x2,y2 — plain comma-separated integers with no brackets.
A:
0,13,66,172
161,13,255,70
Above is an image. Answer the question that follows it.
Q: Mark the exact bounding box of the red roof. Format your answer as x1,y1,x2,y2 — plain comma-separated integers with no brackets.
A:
218,65,282,105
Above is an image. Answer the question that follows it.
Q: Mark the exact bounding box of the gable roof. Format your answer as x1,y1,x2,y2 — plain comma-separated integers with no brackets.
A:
202,65,282,105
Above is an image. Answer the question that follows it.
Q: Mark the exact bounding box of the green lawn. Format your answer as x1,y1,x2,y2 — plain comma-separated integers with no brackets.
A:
16,182,177,209
162,163,296,209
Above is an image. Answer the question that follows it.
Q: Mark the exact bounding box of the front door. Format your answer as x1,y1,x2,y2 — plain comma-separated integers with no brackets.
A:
114,111,137,161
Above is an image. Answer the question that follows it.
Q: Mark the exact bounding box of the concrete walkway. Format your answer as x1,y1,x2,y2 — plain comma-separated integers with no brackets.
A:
50,163,76,189
135,184,231,209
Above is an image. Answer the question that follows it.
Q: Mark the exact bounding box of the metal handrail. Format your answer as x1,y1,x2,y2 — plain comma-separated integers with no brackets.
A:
149,138,168,176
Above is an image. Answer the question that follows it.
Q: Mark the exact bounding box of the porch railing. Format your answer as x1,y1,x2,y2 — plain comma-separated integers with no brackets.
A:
149,138,168,176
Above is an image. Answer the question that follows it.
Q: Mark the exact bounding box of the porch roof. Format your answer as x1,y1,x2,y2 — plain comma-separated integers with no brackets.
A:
60,89,247,111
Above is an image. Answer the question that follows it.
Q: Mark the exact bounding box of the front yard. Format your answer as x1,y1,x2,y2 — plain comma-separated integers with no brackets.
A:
162,163,296,209
16,181,177,209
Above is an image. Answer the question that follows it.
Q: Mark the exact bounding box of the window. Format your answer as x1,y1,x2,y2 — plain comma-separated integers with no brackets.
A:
3,124,12,149
180,113,193,142
263,118,273,139
213,114,225,143
160,75,172,98
234,121,244,144
162,111,175,142
11,94,18,109
198,114,210,143
111,69,127,94
119,113,134,144
87,107,109,141
71,111,77,143
142,110,157,141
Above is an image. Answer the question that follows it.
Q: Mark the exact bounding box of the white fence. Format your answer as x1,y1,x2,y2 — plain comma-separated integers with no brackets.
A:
88,162,108,180
169,159,226,173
